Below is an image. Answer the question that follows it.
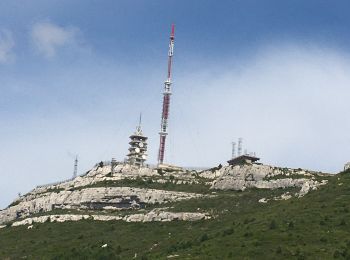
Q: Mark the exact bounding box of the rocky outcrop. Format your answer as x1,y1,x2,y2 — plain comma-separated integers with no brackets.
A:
206,164,328,196
0,162,331,225
10,210,210,227
0,187,205,225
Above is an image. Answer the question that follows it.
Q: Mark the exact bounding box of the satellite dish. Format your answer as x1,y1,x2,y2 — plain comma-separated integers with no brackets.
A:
142,155,147,160
139,142,144,148
135,148,140,153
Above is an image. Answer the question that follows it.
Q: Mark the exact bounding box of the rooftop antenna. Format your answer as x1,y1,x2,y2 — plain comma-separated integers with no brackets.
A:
73,155,78,178
137,112,142,133
158,24,175,165
238,138,243,157
231,142,236,158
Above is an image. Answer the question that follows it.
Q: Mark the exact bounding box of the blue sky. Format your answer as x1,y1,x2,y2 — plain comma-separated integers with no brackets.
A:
1,1,350,208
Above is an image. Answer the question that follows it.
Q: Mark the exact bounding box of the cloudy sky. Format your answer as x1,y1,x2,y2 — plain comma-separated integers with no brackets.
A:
1,0,350,208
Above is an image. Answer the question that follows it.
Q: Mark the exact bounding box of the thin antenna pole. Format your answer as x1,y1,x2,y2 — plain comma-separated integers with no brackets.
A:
232,142,236,158
158,24,175,165
137,113,142,132
238,138,243,157
139,113,142,128
73,155,78,178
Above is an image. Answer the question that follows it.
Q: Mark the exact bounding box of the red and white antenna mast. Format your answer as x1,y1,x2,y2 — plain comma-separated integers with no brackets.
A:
158,24,175,165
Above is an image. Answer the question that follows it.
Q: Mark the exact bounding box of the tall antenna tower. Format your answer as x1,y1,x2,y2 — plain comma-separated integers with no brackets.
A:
158,24,175,165
231,142,236,158
238,138,243,157
73,155,78,178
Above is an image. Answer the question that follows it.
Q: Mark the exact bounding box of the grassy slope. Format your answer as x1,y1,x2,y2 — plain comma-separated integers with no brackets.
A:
72,177,212,194
0,172,349,259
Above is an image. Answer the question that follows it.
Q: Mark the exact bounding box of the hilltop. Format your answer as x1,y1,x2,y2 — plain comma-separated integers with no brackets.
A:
1,161,349,259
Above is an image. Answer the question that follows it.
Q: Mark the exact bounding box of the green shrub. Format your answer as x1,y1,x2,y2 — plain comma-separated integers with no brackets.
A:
222,228,234,236
199,233,209,242
269,220,277,230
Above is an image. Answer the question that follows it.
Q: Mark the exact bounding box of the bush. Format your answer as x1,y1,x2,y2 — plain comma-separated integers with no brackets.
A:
199,233,209,242
222,228,234,236
288,221,294,228
320,237,327,243
269,220,277,230
276,246,282,254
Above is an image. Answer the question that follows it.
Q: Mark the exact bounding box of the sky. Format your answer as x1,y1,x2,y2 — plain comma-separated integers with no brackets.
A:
1,0,350,208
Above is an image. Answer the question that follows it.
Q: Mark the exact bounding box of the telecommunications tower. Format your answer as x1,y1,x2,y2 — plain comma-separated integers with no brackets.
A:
158,24,175,165
232,142,236,158
238,138,243,157
73,155,78,178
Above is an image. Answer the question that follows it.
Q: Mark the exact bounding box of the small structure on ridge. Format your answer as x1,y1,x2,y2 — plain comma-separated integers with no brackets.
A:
228,154,260,166
344,162,350,171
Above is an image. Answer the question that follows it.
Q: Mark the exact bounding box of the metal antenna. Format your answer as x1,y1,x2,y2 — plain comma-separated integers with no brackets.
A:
139,113,142,127
73,155,78,178
137,113,142,132
232,142,236,158
238,138,243,156
158,24,175,165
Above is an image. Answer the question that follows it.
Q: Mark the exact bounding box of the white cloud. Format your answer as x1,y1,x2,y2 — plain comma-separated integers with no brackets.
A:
31,21,80,58
0,29,15,63
168,44,350,172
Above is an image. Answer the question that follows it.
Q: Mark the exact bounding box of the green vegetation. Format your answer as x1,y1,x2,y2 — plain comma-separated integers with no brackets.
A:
7,200,21,208
72,177,212,194
1,171,350,259
263,174,309,181
45,187,65,193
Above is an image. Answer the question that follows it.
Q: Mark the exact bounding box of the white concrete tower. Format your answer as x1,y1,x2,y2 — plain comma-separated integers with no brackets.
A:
127,114,148,167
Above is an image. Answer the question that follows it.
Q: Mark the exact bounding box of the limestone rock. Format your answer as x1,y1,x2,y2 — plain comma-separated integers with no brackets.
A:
206,164,328,196
0,187,205,224
10,210,209,227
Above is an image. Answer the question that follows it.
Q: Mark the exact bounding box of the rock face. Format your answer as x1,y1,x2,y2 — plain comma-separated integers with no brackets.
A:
0,186,205,225
0,161,331,226
11,210,210,227
202,164,328,196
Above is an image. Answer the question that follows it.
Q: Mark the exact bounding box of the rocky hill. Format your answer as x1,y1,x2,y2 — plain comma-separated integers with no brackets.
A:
1,161,348,259
0,162,328,227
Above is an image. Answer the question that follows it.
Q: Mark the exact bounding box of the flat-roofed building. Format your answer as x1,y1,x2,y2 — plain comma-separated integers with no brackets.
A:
227,154,260,166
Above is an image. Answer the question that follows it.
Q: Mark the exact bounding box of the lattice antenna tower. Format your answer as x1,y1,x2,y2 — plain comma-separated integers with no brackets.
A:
232,142,236,158
158,24,175,165
73,155,78,178
238,138,243,156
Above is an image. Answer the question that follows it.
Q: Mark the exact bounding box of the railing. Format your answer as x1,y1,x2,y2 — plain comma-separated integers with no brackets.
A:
36,177,75,189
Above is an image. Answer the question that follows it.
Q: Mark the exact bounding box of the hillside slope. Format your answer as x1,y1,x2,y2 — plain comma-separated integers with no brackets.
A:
1,163,347,259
